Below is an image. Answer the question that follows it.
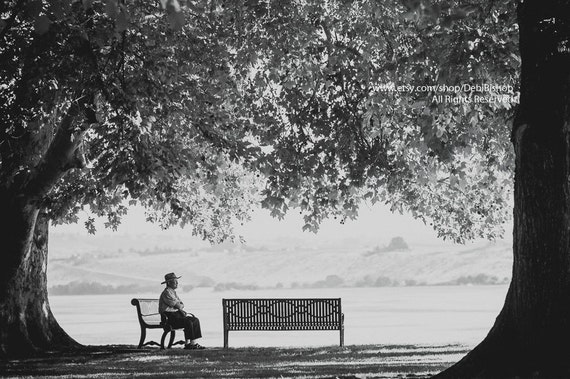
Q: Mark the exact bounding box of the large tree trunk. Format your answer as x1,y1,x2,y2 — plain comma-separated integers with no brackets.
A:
0,200,79,357
435,1,570,378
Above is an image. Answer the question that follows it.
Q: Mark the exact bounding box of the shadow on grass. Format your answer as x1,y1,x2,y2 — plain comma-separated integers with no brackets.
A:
0,344,469,378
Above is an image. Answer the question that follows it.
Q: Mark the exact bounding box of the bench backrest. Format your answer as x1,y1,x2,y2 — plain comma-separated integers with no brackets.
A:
223,298,342,331
131,298,162,327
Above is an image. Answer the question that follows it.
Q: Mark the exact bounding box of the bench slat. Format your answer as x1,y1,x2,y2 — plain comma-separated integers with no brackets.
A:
223,298,344,348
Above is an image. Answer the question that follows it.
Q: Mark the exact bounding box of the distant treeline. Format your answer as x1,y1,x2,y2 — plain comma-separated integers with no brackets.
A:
363,237,410,256
354,273,509,287
292,273,509,289
49,281,195,296
49,282,146,295
49,273,510,295
438,274,510,286
355,275,426,287
213,282,260,292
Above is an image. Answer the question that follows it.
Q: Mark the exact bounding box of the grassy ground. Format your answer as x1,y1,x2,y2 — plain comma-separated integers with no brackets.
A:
0,344,470,378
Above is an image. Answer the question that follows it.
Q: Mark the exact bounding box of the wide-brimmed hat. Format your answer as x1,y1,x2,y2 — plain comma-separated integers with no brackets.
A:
161,272,181,284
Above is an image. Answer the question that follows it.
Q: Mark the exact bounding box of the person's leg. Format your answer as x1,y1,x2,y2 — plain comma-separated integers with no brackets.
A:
187,316,202,342
184,316,204,348
165,312,193,344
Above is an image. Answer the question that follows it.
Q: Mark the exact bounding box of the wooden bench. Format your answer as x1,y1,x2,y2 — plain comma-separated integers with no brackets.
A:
222,298,344,348
130,298,185,349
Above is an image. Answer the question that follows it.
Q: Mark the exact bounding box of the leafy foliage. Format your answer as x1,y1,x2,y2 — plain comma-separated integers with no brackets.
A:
236,0,518,241
1,0,262,242
1,0,518,243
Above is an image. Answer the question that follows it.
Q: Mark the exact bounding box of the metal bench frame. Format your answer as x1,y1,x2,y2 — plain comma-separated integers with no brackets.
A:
222,298,344,348
131,298,185,349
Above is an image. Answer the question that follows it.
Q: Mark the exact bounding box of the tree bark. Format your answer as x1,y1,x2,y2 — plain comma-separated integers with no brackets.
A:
435,1,570,377
0,202,79,357
0,30,92,355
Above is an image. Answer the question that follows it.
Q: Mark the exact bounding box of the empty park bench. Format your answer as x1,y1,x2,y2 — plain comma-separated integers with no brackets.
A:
222,298,344,348
131,298,185,349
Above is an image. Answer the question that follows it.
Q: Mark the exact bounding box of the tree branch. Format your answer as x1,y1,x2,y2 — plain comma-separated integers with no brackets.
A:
321,22,335,59
333,41,363,58
22,95,95,202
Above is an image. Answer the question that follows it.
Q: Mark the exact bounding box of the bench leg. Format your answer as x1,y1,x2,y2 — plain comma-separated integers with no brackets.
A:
340,313,345,347
137,326,146,349
224,329,229,349
168,330,176,348
161,329,178,349
160,330,170,349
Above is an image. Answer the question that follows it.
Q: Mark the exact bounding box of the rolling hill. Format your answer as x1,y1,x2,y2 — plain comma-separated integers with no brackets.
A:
47,231,512,294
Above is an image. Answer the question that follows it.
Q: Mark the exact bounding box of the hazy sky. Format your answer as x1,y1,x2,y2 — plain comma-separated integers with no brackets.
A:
237,204,445,246
52,202,504,249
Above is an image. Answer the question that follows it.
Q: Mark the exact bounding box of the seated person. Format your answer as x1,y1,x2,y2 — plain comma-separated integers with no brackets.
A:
158,272,205,350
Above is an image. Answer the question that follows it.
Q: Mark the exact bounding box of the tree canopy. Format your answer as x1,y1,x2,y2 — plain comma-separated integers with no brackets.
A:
1,0,265,242
1,0,518,243
12,2,570,375
240,0,518,241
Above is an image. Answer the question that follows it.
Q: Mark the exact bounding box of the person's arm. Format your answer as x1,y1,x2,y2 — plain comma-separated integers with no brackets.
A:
162,289,185,311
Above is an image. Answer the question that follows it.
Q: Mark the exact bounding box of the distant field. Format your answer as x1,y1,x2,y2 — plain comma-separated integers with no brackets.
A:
47,239,512,291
